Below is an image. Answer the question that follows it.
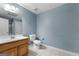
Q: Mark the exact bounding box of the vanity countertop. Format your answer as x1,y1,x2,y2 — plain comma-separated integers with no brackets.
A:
0,36,29,44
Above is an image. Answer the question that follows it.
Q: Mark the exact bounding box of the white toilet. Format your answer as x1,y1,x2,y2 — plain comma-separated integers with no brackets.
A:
29,34,42,49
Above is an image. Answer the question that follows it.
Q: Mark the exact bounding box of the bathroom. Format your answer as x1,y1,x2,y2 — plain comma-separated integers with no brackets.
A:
0,3,79,56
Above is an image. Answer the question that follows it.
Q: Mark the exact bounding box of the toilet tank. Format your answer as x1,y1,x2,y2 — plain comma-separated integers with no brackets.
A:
29,34,36,41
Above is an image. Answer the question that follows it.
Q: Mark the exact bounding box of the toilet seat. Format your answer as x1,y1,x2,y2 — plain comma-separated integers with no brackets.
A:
33,40,42,45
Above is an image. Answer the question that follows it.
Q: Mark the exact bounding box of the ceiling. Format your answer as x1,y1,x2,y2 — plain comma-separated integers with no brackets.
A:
18,3,64,14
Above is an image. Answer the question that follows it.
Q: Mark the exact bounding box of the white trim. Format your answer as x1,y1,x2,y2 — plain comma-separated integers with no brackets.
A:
43,44,79,56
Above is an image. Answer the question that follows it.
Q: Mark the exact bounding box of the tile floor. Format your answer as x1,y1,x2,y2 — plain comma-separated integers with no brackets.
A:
28,45,72,56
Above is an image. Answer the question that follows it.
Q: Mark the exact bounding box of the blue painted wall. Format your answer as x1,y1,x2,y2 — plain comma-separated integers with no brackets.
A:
37,4,79,53
10,3,79,53
11,3,37,36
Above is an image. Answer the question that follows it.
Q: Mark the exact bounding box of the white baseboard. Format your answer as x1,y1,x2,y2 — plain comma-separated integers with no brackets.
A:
44,44,79,56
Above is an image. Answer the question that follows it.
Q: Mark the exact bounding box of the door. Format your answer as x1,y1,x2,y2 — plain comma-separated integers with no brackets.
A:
18,44,28,56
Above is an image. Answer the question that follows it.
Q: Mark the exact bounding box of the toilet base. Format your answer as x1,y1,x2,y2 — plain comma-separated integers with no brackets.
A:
33,44,42,49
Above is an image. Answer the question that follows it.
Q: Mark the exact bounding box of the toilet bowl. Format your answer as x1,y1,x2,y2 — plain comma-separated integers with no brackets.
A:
29,34,42,49
33,40,42,48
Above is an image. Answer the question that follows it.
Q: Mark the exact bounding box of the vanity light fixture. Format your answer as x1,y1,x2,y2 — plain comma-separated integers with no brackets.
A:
4,4,18,13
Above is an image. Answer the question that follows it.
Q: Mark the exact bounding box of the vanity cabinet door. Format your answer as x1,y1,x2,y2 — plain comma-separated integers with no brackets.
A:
18,44,28,56
2,47,17,56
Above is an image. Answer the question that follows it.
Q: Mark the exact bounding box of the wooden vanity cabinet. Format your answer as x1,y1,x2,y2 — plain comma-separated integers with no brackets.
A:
2,47,17,56
0,38,29,56
18,44,28,56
